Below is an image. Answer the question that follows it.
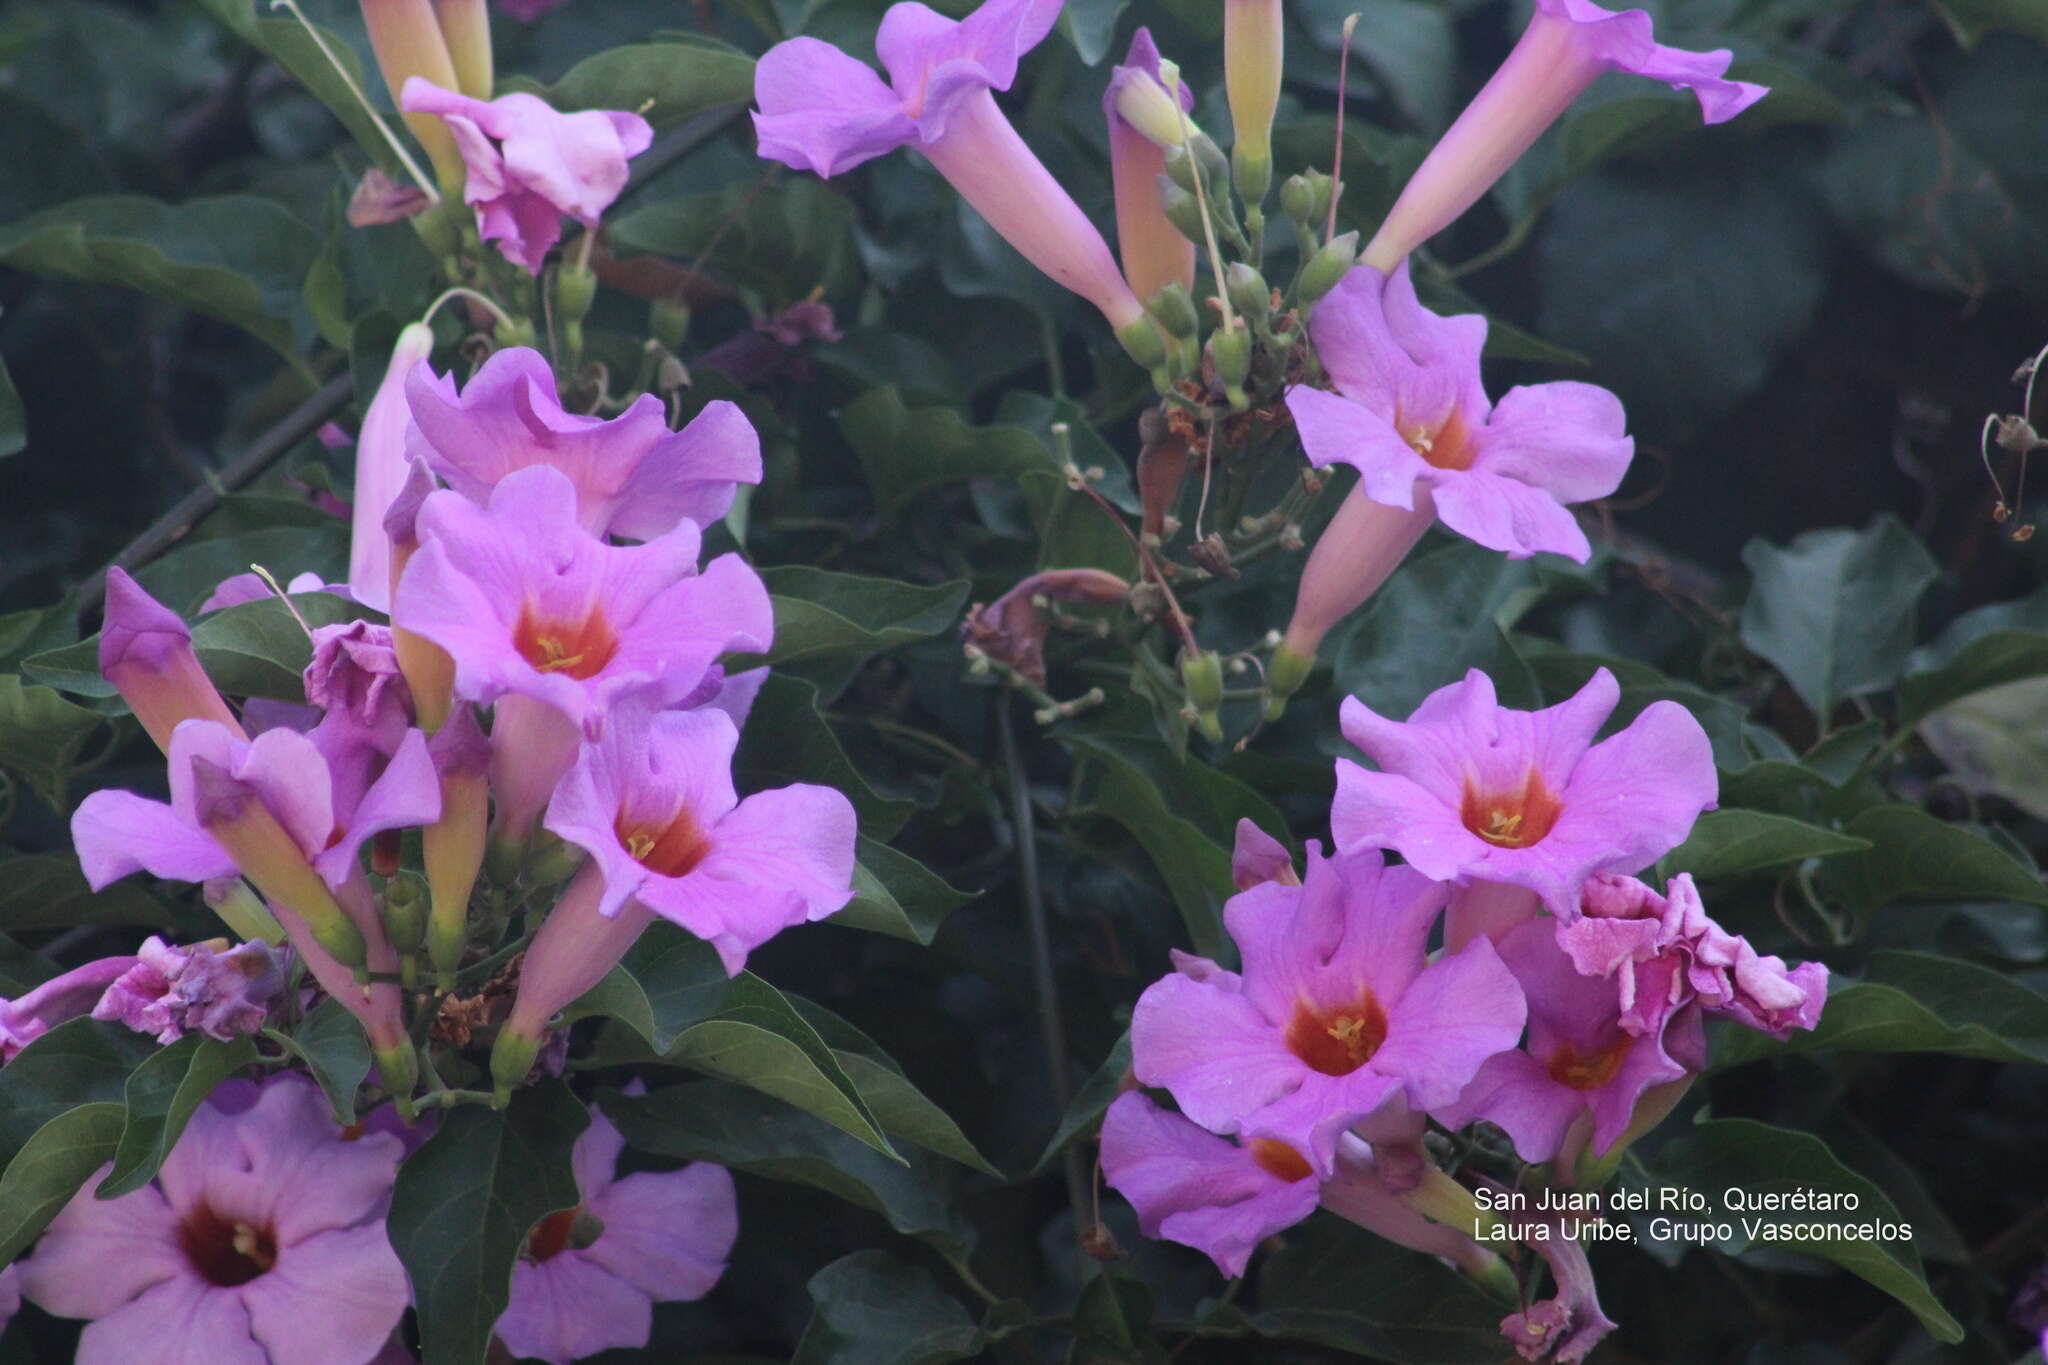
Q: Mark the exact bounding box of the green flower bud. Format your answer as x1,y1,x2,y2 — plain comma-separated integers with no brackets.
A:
1225,263,1271,325
381,870,427,956
1156,175,1208,245
1146,282,1200,339
650,296,691,350
1298,230,1359,305
492,315,538,350
1279,173,1316,224
554,261,597,324
1208,324,1253,411
1300,168,1335,230
1116,317,1169,370
1179,648,1225,711
1164,145,1199,195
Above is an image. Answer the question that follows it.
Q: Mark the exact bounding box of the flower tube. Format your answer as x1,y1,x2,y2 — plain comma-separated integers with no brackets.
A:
1361,0,1767,272
752,0,1152,346
349,323,437,614
99,568,247,754
434,0,493,98
359,0,468,193
1223,0,1282,201
1104,30,1197,306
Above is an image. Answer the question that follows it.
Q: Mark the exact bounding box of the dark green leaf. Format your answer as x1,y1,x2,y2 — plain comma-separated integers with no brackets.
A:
1899,586,2048,722
1657,809,1871,883
834,837,978,945
1714,949,2048,1068
188,0,400,173
0,854,169,932
97,1035,257,1199
549,42,755,127
1034,1030,1129,1174
0,354,23,458
570,923,896,1157
608,178,859,309
788,999,1001,1177
0,1101,127,1264
1739,517,1939,720
1251,1214,1511,1362
0,195,322,361
737,674,914,838
387,1081,587,1365
275,997,374,1125
752,567,969,667
791,1250,983,1365
1819,805,2048,911
1057,0,1128,65
837,386,1060,523
1069,1269,1168,1364
607,1080,974,1261
0,675,108,808
1917,676,2048,821
1653,1119,1964,1343
0,1018,154,1171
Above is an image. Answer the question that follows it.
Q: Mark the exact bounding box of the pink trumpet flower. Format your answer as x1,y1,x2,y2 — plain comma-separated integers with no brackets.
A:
1103,30,1197,304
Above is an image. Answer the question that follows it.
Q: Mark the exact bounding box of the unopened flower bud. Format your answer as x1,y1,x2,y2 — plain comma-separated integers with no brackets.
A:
1116,317,1170,371
650,296,691,350
380,871,428,990
1298,168,1334,228
1225,263,1271,325
493,315,538,350
1156,175,1207,244
1298,230,1359,304
1263,642,1315,722
1208,324,1252,410
554,260,598,325
1279,173,1316,224
1146,282,1200,339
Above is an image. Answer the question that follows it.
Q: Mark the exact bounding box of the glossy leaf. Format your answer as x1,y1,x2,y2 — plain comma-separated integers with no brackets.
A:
387,1081,587,1365
0,854,168,932
838,386,1061,524
608,178,859,308
1033,1030,1129,1174
1653,1119,1964,1343
753,567,970,667
833,837,978,946
272,997,374,1125
0,1101,127,1264
791,1250,983,1365
738,674,914,839
549,41,755,126
1251,1215,1511,1362
1656,809,1871,883
1820,804,2048,911
97,1034,258,1199
0,676,109,809
0,354,23,458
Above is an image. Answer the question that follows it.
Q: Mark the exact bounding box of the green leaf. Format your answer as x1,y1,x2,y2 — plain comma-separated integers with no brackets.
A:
1715,949,2048,1068
753,567,970,667
791,1250,983,1365
570,924,896,1158
188,0,399,173
1657,809,1871,883
608,177,859,309
738,675,914,839
133,523,351,616
25,592,365,703
274,997,374,1125
1931,0,2048,48
1899,588,2048,723
834,838,978,946
0,676,108,808
1251,1214,1511,1362
1819,805,2048,912
387,1081,587,1365
1034,1030,1129,1174
548,42,755,127
1063,733,1288,961
0,1019,155,1171
0,1101,127,1264
789,999,1001,1177
1739,516,1939,720
1329,537,1543,720
97,1035,257,1200
0,195,321,361
1653,1118,1964,1343
0,354,23,458
608,1080,974,1261
0,854,169,932
838,386,1061,523
1917,677,2048,821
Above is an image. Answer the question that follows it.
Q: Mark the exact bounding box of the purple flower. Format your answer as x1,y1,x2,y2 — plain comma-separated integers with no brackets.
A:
1565,873,1827,1040
545,696,858,974
1104,29,1196,305
307,621,412,734
494,1100,736,1363
0,955,139,1062
1130,846,1524,1175
91,936,287,1046
393,464,774,737
404,348,761,541
400,79,653,273
1229,817,1297,892
100,568,247,755
1333,668,1717,918
1434,918,1695,1162
1287,264,1634,565
1362,0,1767,271
752,0,1147,332
1495,1215,1618,1362
1099,1091,1322,1277
201,571,348,614
0,1263,17,1334
349,323,438,613
18,1072,408,1365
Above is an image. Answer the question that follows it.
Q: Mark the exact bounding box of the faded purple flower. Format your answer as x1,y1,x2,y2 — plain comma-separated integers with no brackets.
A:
0,956,139,1062
1434,918,1695,1162
91,936,287,1046
1566,872,1827,1040
404,347,760,541
1333,668,1717,918
401,79,652,273
1496,1214,1618,1362
752,0,1147,331
494,1100,736,1363
18,1071,408,1365
1131,845,1524,1175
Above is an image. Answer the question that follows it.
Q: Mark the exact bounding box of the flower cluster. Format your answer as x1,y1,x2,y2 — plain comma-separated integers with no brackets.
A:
1104,670,1828,1361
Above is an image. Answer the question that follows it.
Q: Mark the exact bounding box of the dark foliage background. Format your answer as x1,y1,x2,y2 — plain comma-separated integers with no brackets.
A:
1,0,2046,1361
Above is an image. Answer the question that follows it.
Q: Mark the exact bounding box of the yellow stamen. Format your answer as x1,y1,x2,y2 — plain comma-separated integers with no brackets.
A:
531,635,585,673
